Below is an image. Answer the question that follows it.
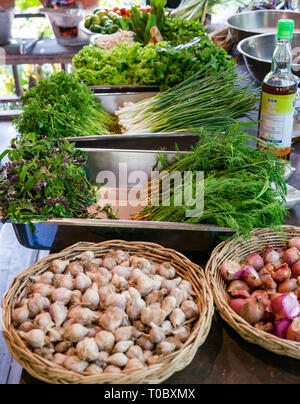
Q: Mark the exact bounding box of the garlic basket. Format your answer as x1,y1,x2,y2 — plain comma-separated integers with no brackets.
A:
2,240,214,384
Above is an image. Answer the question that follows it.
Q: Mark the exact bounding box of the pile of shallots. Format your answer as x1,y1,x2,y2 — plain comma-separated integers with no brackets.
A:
220,237,300,342
13,249,199,375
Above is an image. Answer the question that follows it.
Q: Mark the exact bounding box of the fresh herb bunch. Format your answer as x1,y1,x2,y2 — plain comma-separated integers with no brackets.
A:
117,66,257,134
161,17,207,45
0,134,97,228
15,71,113,139
73,38,234,88
133,125,288,237
121,0,167,44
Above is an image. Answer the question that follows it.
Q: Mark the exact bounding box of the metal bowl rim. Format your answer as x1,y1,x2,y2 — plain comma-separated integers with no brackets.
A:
227,10,300,33
237,32,300,67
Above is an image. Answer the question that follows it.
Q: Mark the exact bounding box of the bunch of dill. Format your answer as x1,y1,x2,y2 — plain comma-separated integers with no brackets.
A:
133,125,288,237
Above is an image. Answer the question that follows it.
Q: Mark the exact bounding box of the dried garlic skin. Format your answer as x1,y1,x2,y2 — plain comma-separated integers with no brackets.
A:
95,330,115,352
65,323,90,343
52,259,69,275
19,329,47,349
76,337,99,362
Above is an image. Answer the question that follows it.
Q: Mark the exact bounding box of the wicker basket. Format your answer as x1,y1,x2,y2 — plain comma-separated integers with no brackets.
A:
2,240,214,384
206,226,300,360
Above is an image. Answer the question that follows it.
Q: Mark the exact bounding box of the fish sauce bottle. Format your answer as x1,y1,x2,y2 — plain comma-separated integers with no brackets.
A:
258,19,298,160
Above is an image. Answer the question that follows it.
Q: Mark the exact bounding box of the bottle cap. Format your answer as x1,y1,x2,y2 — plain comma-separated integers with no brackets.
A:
277,19,295,40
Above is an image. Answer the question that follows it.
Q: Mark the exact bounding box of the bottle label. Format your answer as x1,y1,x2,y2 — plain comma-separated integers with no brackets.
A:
259,91,296,150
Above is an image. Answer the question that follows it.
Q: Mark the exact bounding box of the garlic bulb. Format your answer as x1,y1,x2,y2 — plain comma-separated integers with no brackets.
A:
161,320,173,334
55,341,72,353
31,272,54,285
19,329,47,348
131,257,153,274
136,336,154,351
52,259,69,275
68,306,99,326
107,353,128,368
159,263,176,279
95,351,109,368
134,275,156,297
126,297,146,321
84,259,102,273
87,270,111,287
111,274,128,292
66,262,84,277
161,296,177,315
28,294,50,317
65,323,90,343
104,293,126,311
125,358,144,370
141,307,167,326
82,283,100,310
63,356,89,372
33,312,55,332
156,341,176,355
169,288,188,306
172,326,191,343
12,304,29,325
74,273,92,291
51,288,72,305
53,353,67,366
169,309,186,328
179,280,194,295
114,326,141,342
104,365,122,374
99,307,124,332
146,289,167,306
76,337,99,362
48,327,65,343
102,257,117,271
85,364,103,375
150,274,163,291
70,290,82,306
98,285,115,302
161,278,181,292
54,274,74,290
87,326,101,338
49,302,68,327
31,283,53,297
128,287,142,300
181,300,199,319
18,321,33,333
95,330,115,352
76,251,95,262
66,347,77,357
112,265,132,280
113,340,134,353
149,322,166,344
126,345,144,363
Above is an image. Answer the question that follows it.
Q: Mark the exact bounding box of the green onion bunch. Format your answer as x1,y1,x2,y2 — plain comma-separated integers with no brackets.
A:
117,66,259,134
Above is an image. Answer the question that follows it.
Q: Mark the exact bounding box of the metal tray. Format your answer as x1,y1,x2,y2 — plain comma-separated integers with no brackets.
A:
90,86,159,114
11,133,236,255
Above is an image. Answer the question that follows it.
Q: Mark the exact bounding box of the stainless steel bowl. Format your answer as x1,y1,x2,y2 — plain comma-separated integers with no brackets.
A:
0,9,14,46
238,33,300,83
227,10,300,44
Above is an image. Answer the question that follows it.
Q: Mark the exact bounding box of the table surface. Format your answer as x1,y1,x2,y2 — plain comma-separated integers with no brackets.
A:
2,37,83,65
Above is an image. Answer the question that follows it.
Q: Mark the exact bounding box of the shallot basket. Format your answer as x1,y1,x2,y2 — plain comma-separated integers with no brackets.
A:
1,240,214,384
206,226,300,360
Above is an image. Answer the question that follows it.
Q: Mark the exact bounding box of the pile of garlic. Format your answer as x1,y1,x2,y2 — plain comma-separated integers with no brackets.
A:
13,249,199,375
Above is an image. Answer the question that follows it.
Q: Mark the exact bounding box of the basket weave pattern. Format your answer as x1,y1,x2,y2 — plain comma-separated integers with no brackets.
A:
206,226,300,360
2,240,214,384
